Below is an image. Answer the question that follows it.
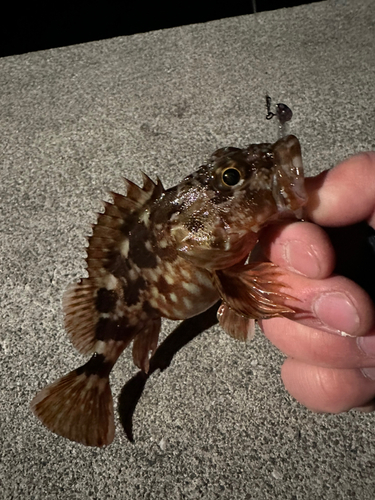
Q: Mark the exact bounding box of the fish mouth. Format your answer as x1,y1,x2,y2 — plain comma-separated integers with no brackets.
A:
271,135,307,215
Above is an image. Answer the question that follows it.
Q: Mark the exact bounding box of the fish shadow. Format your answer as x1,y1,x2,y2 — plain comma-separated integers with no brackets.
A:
118,301,220,442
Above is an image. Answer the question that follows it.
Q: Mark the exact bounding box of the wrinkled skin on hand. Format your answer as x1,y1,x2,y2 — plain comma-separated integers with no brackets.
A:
258,152,375,413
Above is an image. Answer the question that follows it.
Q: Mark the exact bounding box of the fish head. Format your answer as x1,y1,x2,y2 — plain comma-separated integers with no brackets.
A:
168,135,306,269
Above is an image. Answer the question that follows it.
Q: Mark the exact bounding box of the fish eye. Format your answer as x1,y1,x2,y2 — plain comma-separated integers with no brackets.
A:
221,167,242,187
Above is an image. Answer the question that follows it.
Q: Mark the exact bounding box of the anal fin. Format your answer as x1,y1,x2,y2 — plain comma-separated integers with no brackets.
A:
132,317,162,373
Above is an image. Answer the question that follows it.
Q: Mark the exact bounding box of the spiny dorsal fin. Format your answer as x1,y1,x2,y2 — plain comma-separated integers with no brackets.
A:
88,173,164,273
141,171,155,193
121,173,165,207
107,191,140,213
123,178,150,205
140,171,164,197
63,173,164,354
100,173,165,220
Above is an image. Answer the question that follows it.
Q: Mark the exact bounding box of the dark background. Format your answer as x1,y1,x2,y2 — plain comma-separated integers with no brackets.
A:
1,1,321,58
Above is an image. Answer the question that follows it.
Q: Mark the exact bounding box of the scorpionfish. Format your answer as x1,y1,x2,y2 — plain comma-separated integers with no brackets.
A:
31,134,306,447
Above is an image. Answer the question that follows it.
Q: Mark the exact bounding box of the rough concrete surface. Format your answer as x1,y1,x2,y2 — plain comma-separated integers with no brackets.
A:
1,0,374,498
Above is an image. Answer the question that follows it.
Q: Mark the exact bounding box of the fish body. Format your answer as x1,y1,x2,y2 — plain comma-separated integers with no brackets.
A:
31,134,306,446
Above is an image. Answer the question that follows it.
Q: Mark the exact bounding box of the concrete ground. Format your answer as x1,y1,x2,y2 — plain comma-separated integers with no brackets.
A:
1,0,374,498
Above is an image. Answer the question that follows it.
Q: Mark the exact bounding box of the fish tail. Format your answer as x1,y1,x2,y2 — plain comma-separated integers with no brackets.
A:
31,354,116,447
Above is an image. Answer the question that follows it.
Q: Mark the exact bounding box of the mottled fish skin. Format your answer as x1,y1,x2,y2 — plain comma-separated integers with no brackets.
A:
31,134,306,447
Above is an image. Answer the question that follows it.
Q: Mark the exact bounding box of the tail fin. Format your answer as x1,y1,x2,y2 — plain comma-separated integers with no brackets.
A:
31,365,115,447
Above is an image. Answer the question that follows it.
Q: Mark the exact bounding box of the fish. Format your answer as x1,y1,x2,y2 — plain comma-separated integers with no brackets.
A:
31,134,306,447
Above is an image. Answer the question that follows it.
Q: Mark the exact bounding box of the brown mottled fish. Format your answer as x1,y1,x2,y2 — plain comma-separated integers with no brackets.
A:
31,134,306,446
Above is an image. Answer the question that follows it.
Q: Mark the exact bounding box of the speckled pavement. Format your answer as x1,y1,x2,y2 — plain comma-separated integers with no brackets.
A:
1,1,374,498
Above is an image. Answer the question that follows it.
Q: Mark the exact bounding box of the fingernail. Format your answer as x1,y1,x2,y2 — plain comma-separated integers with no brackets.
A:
357,336,375,358
312,292,360,335
284,240,320,277
360,367,375,381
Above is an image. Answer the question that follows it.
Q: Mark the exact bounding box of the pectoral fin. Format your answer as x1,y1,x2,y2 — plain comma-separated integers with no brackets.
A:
214,261,296,320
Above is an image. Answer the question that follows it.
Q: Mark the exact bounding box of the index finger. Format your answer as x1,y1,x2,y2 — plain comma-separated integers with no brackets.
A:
305,152,375,228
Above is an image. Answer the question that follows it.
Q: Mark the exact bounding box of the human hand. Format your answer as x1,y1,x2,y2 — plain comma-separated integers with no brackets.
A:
258,152,375,412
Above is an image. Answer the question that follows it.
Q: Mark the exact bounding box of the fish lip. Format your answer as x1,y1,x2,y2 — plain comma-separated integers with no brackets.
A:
291,177,308,206
272,175,307,216
271,135,307,213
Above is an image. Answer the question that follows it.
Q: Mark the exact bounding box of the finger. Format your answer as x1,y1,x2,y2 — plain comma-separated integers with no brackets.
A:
259,221,335,279
281,359,375,413
265,270,375,337
305,152,375,228
261,317,375,369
